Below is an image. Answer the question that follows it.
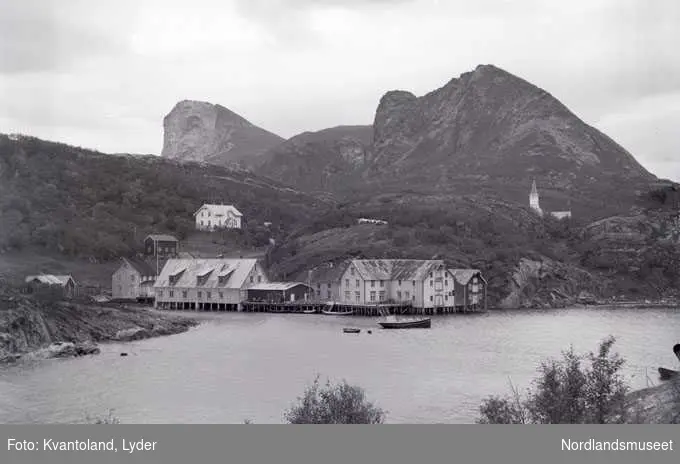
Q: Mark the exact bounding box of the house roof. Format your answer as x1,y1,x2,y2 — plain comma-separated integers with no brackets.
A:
193,204,243,217
351,259,444,281
247,282,311,291
145,234,178,242
122,257,157,277
25,275,75,286
449,269,482,285
154,258,258,289
298,261,350,283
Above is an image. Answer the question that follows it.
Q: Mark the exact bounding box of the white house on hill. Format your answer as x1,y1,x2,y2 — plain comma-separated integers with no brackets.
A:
194,204,243,231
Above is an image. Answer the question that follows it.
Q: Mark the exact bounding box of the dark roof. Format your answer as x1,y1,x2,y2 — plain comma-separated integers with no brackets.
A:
298,261,349,283
145,234,179,242
124,257,157,277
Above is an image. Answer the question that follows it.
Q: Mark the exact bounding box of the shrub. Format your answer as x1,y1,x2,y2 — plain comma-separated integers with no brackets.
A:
478,337,629,424
284,376,386,424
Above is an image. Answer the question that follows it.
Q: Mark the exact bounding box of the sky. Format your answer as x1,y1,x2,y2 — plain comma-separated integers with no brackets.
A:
1,0,679,181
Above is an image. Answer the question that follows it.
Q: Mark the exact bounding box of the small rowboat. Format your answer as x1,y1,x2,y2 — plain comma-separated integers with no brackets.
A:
674,343,680,362
343,328,361,334
322,309,354,316
378,317,431,329
302,309,317,314
658,367,679,381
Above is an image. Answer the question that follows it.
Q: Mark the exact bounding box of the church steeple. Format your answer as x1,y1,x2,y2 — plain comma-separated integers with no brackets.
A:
529,179,542,215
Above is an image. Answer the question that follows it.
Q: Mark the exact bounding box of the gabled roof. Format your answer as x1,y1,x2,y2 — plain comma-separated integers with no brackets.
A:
193,204,243,217
122,257,157,277
350,259,444,281
145,234,178,242
25,274,75,286
154,259,258,289
299,261,350,283
449,269,483,285
247,282,311,291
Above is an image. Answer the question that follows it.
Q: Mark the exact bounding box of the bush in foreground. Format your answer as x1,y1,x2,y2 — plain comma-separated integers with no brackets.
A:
284,377,386,424
478,336,629,424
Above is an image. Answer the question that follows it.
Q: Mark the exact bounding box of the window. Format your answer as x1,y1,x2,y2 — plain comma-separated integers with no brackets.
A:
201,220,204,226
430,280,433,287
198,291,202,298
169,290,174,297
344,291,350,301
398,280,402,286
327,283,331,289
412,280,416,286
182,291,187,298
317,283,321,289
350,267,355,276
327,291,332,299
370,291,376,302
430,295,433,302
208,220,211,226
355,279,360,288
445,280,448,286
429,272,433,278
130,275,135,281
207,292,211,299
412,295,415,301
219,292,223,299
404,291,410,300
250,276,254,283
117,274,121,281
379,291,385,301
397,291,402,300
345,279,349,287
258,276,262,283
371,280,375,288
118,285,122,293
380,280,384,288
445,295,448,301
158,290,163,297
355,292,360,302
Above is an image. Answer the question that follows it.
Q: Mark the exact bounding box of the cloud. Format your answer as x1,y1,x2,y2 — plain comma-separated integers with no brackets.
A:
0,0,678,181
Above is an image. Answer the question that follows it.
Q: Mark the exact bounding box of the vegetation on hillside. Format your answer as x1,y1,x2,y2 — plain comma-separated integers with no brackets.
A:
0,135,325,261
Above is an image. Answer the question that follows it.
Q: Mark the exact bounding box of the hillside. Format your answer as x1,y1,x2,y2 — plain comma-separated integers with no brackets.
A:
257,125,373,195
0,134,327,268
254,65,656,222
161,100,284,169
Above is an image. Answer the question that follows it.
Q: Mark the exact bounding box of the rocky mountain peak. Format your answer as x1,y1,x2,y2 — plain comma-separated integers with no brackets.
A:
161,100,283,169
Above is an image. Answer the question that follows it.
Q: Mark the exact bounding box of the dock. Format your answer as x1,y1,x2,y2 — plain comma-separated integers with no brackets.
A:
240,301,485,316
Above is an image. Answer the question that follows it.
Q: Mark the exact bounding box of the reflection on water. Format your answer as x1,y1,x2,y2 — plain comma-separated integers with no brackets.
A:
1,308,678,424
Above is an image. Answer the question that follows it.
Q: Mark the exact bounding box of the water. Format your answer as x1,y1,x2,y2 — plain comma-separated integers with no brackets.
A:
1,308,679,424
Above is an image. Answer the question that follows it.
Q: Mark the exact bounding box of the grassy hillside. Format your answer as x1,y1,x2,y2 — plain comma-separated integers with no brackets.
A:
0,134,327,263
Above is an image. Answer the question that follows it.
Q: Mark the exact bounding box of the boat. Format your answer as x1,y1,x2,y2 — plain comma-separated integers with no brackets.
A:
378,316,431,329
674,343,680,362
322,309,354,316
302,309,317,314
658,367,679,381
343,328,361,334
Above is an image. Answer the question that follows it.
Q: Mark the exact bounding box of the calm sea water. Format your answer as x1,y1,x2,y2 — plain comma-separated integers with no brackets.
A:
1,308,679,424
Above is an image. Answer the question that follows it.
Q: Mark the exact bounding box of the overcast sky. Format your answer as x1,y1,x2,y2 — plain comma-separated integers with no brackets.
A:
1,0,678,180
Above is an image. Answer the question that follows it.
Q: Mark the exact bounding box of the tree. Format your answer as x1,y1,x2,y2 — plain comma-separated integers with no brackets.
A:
284,377,386,424
478,337,629,424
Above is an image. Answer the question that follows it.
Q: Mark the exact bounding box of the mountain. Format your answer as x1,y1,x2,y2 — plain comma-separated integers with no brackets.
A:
161,100,284,169
257,125,372,194
255,65,656,220
0,134,326,263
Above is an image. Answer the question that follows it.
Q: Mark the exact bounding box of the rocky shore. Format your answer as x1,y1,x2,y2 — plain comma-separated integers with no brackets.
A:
0,291,198,364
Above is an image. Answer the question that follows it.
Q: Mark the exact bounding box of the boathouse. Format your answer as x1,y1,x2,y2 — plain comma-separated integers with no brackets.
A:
337,259,453,310
111,257,157,303
24,274,77,299
246,282,314,303
302,261,348,302
154,258,268,311
448,269,487,311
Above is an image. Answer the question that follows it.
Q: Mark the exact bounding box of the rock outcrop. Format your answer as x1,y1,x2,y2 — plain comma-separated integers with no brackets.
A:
0,286,198,364
623,378,679,424
499,257,600,309
161,100,284,169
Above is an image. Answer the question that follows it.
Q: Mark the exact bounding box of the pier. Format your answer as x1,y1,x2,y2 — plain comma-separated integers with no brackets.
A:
240,300,485,316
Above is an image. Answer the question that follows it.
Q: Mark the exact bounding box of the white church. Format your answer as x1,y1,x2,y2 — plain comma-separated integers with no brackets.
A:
529,180,572,220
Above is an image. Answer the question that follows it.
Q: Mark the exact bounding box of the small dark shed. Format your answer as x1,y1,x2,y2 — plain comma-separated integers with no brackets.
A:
246,283,314,303
144,234,179,258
